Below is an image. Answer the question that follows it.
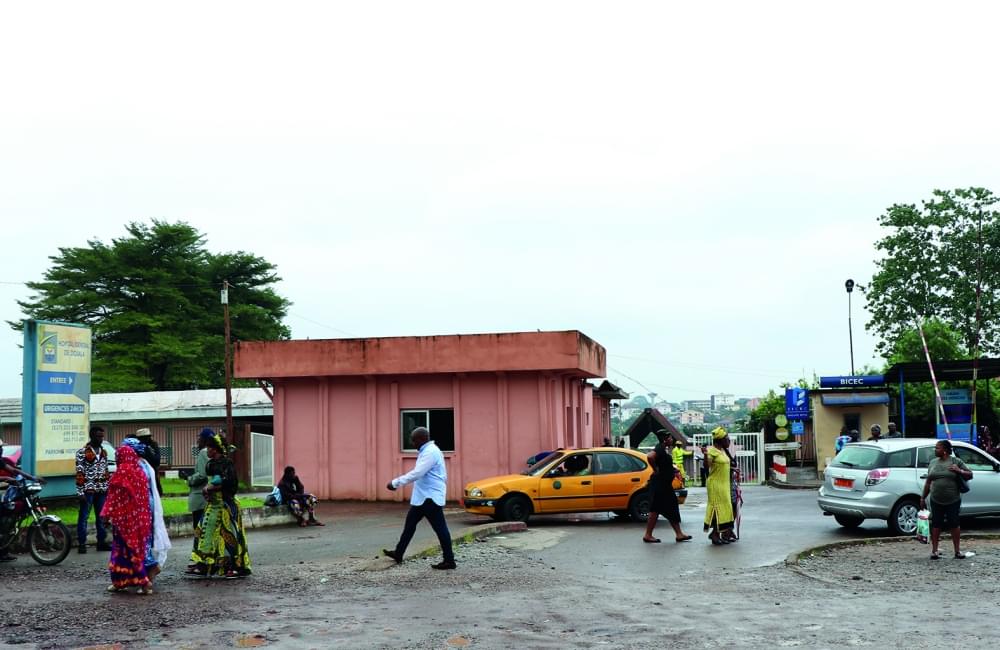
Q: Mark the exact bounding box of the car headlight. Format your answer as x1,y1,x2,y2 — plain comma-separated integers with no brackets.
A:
469,488,483,498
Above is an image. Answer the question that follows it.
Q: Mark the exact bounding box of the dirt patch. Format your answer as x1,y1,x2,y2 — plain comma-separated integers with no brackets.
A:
795,536,1000,592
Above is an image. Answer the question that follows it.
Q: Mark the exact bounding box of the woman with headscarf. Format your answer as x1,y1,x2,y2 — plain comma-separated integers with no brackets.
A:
277,466,324,527
703,427,736,545
101,441,171,594
187,434,252,578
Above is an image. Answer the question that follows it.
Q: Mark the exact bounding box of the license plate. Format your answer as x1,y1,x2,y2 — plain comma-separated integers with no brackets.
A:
834,478,853,488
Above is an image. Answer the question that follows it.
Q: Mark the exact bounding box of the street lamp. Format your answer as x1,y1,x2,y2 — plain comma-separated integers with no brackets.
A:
845,279,855,376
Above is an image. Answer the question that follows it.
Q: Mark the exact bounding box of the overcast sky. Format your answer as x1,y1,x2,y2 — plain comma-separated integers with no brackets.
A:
2,2,998,403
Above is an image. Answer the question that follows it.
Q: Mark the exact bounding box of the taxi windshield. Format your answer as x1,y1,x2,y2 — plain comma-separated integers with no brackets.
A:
522,452,563,476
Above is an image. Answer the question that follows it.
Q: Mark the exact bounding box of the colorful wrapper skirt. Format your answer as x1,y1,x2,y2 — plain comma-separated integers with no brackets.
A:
108,530,152,589
191,494,252,576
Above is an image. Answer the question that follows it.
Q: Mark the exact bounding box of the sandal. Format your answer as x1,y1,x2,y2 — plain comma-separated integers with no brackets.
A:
309,520,325,526
930,550,941,560
106,584,126,593
136,583,154,595
675,535,693,542
642,537,662,543
954,552,967,559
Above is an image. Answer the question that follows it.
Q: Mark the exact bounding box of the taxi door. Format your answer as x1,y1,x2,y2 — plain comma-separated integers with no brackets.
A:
592,451,647,511
537,453,594,512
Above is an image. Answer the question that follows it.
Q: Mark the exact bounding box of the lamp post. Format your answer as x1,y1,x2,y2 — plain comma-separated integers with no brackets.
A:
845,279,855,376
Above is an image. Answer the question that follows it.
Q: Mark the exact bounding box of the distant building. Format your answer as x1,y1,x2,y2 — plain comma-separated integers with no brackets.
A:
684,399,712,411
652,400,673,414
711,393,735,410
744,397,762,410
679,410,705,425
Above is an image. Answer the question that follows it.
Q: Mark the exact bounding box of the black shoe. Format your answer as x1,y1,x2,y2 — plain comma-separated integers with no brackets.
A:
382,549,402,564
0,554,16,562
96,542,112,552
77,545,87,554
431,560,456,570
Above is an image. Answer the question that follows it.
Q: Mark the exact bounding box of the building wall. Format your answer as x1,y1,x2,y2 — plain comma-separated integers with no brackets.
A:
811,394,889,470
273,371,603,501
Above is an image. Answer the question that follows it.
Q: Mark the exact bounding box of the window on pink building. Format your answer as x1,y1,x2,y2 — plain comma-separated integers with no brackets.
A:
400,409,455,452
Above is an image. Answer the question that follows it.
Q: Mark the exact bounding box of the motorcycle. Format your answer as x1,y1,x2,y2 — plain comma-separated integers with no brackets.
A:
0,478,72,565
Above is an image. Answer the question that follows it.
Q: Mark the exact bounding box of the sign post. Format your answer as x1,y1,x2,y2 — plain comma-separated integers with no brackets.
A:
21,320,92,496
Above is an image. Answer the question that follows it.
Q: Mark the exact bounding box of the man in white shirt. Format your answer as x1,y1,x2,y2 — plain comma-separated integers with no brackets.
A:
382,427,456,570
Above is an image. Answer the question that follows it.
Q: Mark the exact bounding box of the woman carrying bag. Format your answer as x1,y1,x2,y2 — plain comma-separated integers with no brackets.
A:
920,439,972,560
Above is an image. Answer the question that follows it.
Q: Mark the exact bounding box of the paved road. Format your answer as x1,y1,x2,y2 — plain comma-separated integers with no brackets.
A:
5,486,1000,649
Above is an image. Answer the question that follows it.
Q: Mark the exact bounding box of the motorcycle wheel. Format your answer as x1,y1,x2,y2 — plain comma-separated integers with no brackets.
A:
28,520,72,566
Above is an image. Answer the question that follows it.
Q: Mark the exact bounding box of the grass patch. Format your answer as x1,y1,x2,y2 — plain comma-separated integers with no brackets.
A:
51,496,265,526
160,477,189,496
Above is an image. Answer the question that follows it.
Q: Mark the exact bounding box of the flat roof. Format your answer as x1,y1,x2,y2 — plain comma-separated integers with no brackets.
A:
234,330,606,379
883,359,1000,383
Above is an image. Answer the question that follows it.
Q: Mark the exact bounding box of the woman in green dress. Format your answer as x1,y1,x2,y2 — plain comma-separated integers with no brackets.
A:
704,427,735,545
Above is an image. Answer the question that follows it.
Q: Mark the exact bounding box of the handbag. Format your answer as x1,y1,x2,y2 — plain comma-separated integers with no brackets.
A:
956,471,971,494
671,472,684,491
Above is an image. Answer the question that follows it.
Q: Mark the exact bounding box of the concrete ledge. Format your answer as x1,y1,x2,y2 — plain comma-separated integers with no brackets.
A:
80,505,296,544
359,521,528,570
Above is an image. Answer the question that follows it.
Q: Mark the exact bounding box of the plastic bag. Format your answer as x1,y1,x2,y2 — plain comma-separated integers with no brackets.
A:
915,509,930,543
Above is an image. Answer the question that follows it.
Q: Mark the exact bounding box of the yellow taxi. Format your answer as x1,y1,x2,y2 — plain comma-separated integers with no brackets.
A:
462,447,654,523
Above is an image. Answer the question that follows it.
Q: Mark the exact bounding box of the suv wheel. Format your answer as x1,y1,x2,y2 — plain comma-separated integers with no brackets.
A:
889,498,919,535
834,514,864,529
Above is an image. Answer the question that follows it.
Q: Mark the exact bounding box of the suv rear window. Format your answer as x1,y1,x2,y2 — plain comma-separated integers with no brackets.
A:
831,445,884,470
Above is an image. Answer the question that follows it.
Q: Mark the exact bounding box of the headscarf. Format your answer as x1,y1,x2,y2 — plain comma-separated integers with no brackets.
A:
121,436,148,456
712,426,728,440
100,446,152,554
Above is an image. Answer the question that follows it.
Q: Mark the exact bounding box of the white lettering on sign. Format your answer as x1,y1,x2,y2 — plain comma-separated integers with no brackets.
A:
840,378,864,385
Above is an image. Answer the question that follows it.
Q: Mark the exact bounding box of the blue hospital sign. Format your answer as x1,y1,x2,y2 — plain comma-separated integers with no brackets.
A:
785,388,809,420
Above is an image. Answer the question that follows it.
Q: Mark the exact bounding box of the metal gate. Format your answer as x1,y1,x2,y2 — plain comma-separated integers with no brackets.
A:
692,431,765,485
250,431,274,487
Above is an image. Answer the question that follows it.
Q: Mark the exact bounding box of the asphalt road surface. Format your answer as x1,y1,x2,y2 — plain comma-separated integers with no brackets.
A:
3,486,1000,649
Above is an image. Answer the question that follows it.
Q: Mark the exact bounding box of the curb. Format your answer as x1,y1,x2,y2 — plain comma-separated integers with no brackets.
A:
767,480,821,490
360,521,528,570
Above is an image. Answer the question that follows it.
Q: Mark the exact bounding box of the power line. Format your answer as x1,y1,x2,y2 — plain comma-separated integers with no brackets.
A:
608,353,802,379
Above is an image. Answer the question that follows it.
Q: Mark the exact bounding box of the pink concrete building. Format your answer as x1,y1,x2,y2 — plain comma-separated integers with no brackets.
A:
234,330,617,502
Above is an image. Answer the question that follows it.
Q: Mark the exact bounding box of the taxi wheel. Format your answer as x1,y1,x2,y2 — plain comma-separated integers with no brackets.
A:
500,495,532,523
628,490,652,521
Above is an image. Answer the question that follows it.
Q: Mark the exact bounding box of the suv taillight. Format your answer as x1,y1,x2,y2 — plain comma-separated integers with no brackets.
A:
865,468,890,486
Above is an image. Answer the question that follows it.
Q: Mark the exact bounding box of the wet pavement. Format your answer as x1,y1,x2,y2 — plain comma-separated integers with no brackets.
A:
3,487,1000,648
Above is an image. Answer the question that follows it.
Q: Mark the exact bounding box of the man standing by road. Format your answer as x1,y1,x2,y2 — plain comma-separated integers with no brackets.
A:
382,427,456,570
186,428,214,565
886,422,901,438
868,424,883,442
75,426,110,554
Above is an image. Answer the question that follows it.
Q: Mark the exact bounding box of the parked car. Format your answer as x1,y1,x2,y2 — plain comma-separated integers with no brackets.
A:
462,447,654,523
102,441,117,473
817,438,1000,535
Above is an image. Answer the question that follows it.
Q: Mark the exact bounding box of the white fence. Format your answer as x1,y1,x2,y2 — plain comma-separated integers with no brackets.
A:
691,431,765,485
250,431,274,487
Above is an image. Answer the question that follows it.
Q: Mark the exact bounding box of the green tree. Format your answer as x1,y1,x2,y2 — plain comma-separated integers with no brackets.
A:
13,220,291,392
866,187,1000,357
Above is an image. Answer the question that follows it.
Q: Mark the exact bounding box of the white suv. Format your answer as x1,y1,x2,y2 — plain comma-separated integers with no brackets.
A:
817,438,1000,535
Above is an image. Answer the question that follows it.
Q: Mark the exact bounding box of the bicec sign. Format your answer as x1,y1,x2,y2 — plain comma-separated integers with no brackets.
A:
819,375,885,389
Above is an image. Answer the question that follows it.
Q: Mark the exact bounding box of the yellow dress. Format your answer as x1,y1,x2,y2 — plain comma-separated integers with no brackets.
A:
703,446,734,534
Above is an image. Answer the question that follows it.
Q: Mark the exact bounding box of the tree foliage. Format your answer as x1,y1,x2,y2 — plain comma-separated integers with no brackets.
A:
14,220,291,392
866,188,1000,358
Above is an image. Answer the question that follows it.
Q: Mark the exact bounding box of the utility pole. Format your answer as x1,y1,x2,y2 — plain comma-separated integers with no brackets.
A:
845,279,855,376
222,280,233,440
